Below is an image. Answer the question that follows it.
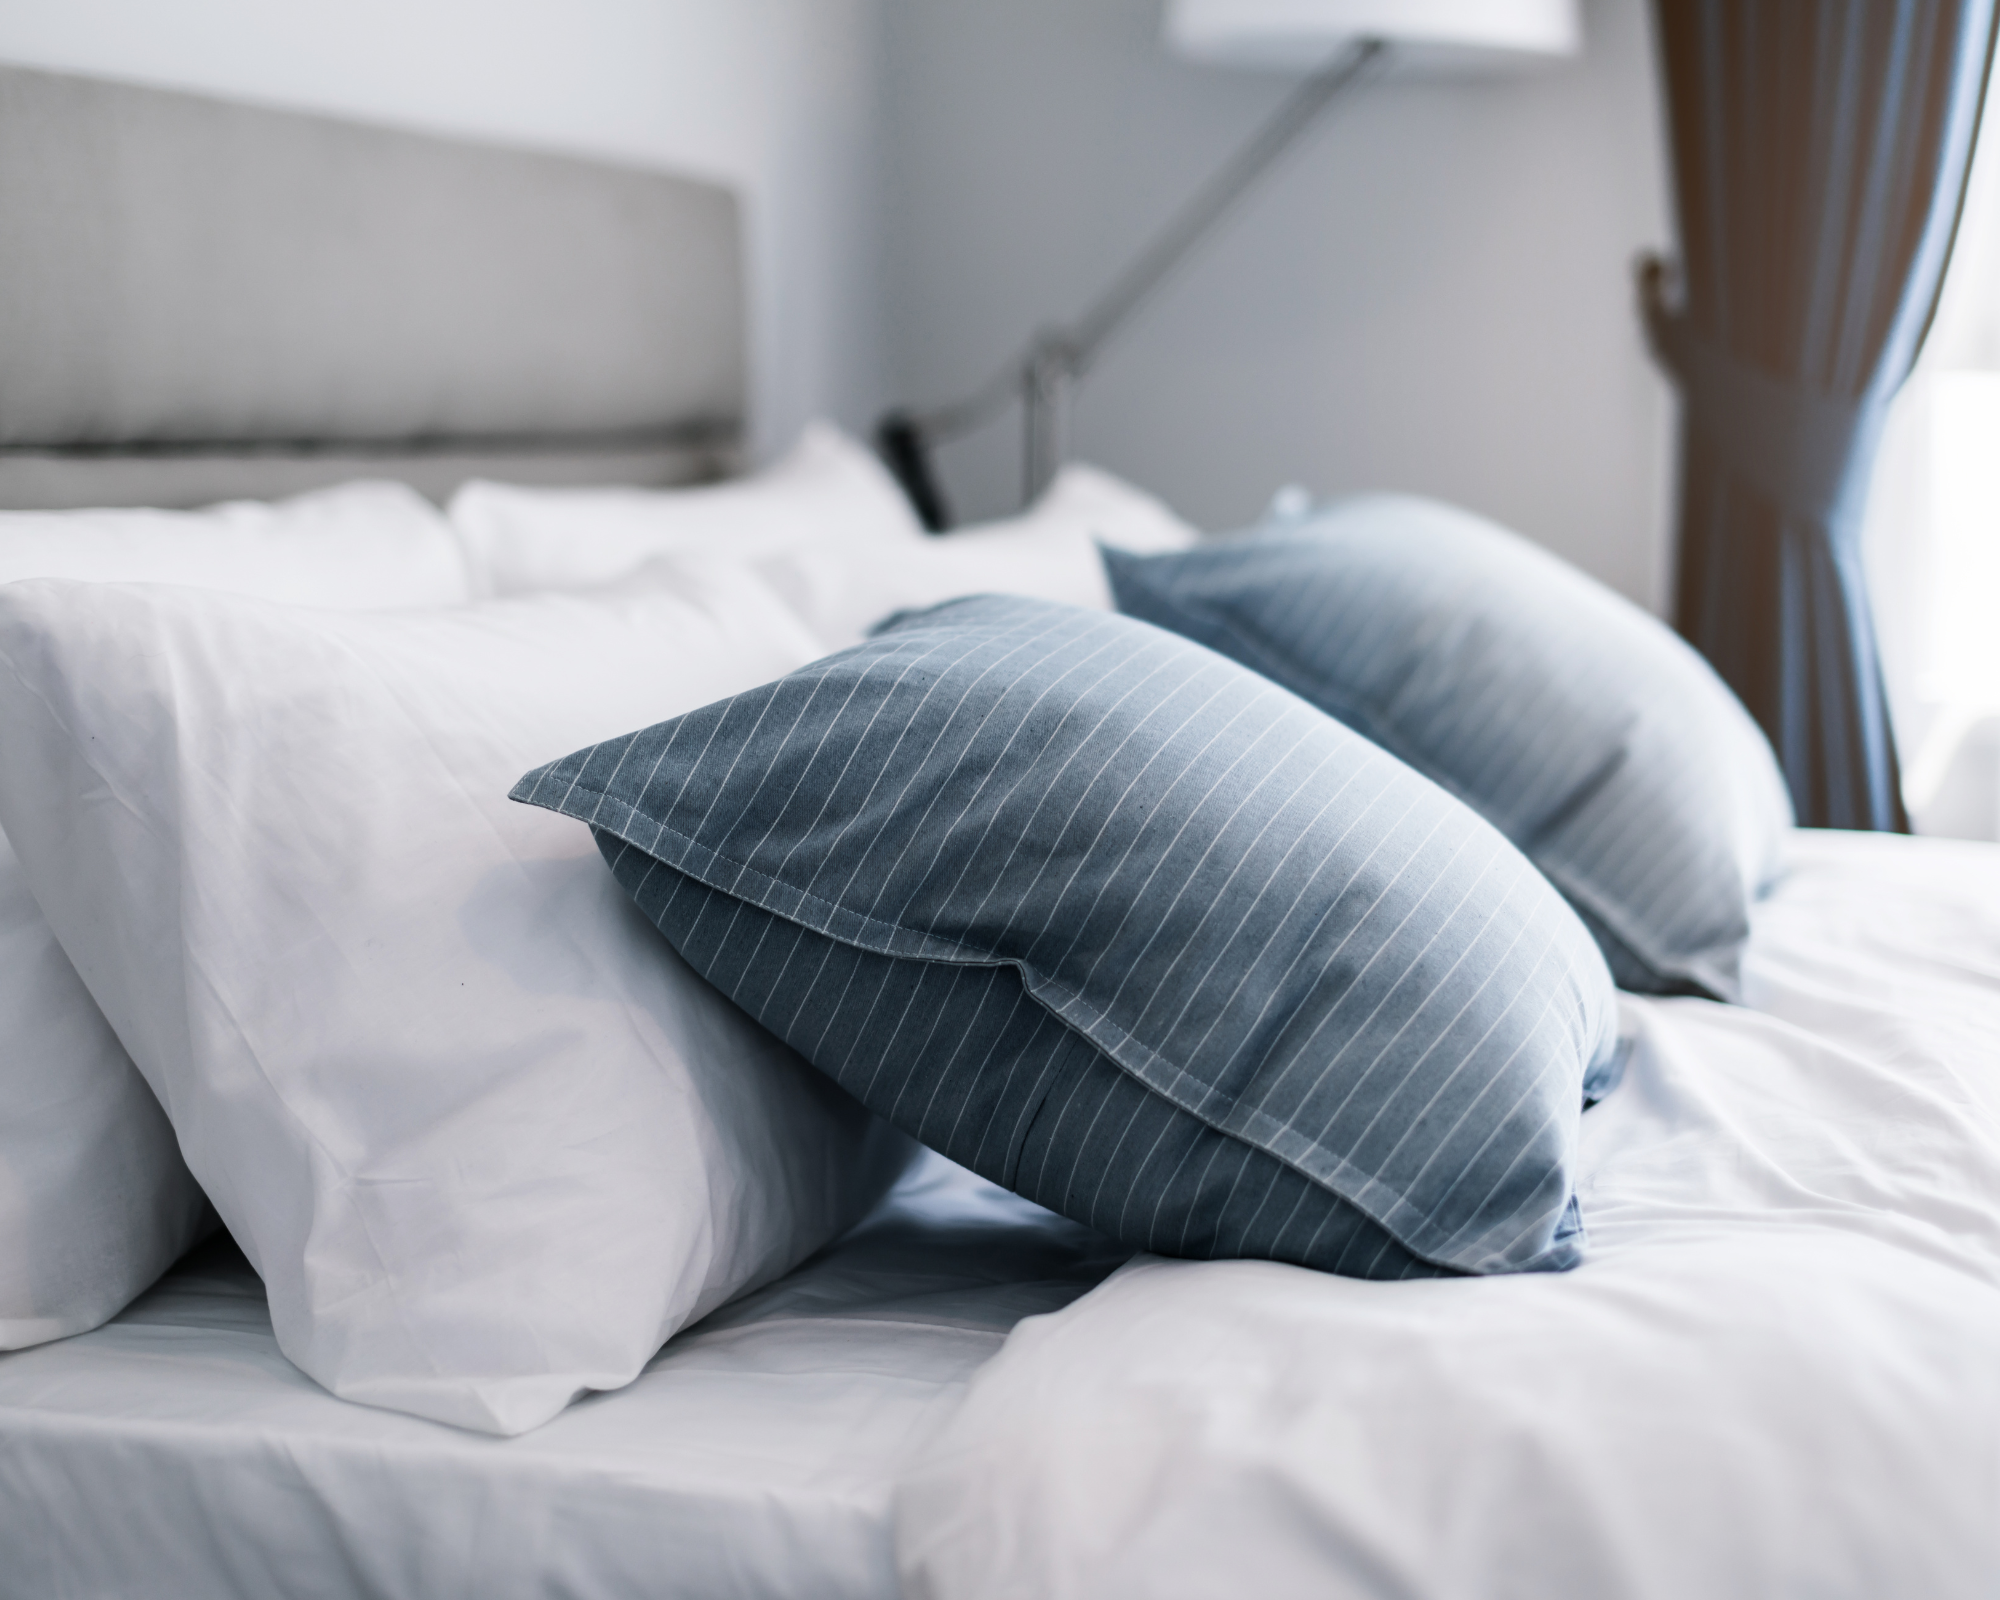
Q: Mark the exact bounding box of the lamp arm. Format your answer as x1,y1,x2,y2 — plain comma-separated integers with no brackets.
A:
1063,35,1382,374
879,35,1384,523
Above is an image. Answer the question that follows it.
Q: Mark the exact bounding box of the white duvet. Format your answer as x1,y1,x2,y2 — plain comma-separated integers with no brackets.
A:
894,831,2000,1600
5,830,1995,1599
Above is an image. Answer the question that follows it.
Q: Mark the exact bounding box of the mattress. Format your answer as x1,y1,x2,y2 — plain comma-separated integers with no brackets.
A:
5,829,1995,1600
0,1153,1126,1600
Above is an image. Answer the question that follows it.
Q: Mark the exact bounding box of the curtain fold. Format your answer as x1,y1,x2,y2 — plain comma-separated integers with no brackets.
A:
1643,0,1999,830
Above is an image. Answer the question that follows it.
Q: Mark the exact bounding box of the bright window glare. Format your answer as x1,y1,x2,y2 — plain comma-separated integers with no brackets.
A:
1864,105,2000,838
1922,375,2000,709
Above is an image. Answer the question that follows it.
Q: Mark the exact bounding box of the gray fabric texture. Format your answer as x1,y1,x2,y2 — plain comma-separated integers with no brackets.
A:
513,596,1618,1278
0,445,732,514
1106,496,1796,1000
0,63,742,483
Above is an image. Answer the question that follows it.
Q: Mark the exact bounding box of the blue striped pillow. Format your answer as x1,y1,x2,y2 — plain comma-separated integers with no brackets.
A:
1106,496,1794,1000
513,597,1618,1279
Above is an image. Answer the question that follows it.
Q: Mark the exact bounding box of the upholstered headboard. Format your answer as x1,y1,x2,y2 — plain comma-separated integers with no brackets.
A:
0,63,746,509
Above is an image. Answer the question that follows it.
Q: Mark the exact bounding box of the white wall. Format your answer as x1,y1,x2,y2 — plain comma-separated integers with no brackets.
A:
880,0,1677,610
0,0,885,462
1,0,1676,601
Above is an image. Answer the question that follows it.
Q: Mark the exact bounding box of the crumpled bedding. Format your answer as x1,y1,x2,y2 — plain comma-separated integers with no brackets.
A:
892,830,2000,1600
4,830,1993,1600
0,1152,1123,1600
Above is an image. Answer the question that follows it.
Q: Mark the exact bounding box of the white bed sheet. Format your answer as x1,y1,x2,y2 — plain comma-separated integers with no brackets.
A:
0,1152,1125,1600
894,830,2000,1600
7,831,1995,1600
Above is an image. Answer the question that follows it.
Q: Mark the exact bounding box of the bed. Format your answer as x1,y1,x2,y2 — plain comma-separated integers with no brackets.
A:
3,62,1998,1600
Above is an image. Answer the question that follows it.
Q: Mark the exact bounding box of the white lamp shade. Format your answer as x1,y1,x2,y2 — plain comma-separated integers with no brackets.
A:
1165,0,1581,75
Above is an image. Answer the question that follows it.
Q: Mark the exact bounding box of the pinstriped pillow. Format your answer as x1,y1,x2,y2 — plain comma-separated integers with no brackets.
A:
1106,496,1794,1000
513,596,1619,1279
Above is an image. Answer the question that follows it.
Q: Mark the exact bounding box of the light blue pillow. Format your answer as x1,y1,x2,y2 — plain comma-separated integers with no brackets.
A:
1106,496,1794,1000
513,596,1618,1279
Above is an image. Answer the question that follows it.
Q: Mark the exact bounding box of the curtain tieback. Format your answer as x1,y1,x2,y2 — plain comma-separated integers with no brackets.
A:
1637,254,1876,527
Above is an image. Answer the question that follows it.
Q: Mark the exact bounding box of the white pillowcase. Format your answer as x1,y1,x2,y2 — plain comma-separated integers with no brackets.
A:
448,421,925,597
965,462,1205,553
0,565,903,1434
0,480,471,603
0,480,473,1352
745,463,1204,650
0,829,209,1349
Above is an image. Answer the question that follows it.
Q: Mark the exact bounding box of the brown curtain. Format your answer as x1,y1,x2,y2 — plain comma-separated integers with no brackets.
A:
1643,0,1999,829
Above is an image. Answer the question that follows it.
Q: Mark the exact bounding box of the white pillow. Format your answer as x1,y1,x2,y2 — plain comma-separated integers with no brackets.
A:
0,479,471,602
0,480,473,1352
0,829,211,1349
745,463,1204,650
448,421,925,597
965,462,1205,554
0,565,903,1434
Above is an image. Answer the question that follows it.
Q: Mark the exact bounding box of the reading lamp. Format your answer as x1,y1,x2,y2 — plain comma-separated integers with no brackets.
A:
876,0,1581,530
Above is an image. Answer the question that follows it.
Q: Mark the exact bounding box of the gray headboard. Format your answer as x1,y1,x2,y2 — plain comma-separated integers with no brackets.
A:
0,64,746,509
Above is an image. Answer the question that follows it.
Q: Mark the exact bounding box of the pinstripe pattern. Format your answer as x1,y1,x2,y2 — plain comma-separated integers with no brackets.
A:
1106,497,1795,1001
512,596,1616,1277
